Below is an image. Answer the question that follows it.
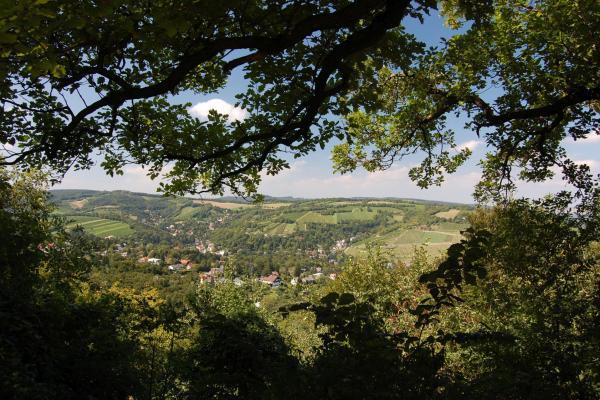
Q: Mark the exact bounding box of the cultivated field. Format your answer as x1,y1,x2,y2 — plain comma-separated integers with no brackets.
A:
266,207,381,234
435,209,461,219
66,216,134,237
177,206,205,220
346,228,463,261
69,199,87,209
193,200,252,209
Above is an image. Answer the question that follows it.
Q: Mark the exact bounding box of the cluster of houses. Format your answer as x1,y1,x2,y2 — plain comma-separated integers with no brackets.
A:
137,256,198,273
332,239,348,251
166,223,194,237
167,258,194,272
256,269,337,288
290,272,337,285
196,268,338,289
195,240,226,256
137,256,161,265
199,265,224,284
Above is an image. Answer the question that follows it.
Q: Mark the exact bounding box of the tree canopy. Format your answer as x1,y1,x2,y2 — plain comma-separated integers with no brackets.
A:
1,0,598,198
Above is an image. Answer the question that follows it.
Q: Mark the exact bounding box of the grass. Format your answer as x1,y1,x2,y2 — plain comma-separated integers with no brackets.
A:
193,200,252,209
267,223,297,235
435,209,461,219
66,216,134,237
346,228,463,261
296,211,337,225
431,221,469,232
392,214,404,222
69,199,87,209
265,207,382,234
177,206,203,220
335,208,378,222
261,203,291,209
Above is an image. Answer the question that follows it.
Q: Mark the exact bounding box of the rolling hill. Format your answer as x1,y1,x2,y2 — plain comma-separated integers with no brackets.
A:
51,190,472,260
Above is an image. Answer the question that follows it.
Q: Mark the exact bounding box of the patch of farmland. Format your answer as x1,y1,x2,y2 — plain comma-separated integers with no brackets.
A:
193,200,252,209
346,228,462,261
392,230,453,244
431,221,469,232
267,223,297,235
177,206,203,220
392,214,404,222
296,211,337,225
69,199,88,209
435,208,461,219
335,208,378,222
66,216,134,237
261,203,291,209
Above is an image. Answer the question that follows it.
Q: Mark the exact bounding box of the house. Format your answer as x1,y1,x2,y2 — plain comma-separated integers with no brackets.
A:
329,273,337,280
180,259,193,269
301,272,326,284
139,256,161,265
199,265,224,284
168,263,187,272
259,271,282,287
333,239,347,250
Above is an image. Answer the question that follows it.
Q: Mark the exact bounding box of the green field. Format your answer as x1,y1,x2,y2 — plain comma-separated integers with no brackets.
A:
66,216,134,237
335,208,378,222
176,206,203,220
346,228,463,261
267,208,380,233
296,211,337,225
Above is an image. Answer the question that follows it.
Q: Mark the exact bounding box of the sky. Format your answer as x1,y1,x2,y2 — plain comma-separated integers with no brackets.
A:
52,12,599,203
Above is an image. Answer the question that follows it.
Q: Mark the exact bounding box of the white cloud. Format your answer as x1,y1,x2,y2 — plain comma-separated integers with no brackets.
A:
573,159,599,169
260,161,481,203
567,130,600,144
1,142,15,151
188,98,247,122
122,165,147,176
456,140,482,152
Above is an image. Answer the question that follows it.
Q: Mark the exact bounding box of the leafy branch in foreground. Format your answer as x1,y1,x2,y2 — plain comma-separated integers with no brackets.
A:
1,1,597,197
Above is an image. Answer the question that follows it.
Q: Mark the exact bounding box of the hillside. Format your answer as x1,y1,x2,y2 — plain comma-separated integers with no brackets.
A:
51,189,472,263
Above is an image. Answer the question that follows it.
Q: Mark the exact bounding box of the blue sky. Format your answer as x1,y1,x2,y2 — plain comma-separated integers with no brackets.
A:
56,12,599,203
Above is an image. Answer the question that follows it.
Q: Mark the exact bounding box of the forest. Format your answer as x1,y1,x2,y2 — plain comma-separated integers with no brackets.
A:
1,0,599,399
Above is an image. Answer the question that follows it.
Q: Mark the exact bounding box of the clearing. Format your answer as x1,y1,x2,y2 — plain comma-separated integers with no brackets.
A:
66,216,134,237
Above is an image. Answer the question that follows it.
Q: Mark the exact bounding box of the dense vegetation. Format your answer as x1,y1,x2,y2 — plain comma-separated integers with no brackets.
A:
1,171,598,399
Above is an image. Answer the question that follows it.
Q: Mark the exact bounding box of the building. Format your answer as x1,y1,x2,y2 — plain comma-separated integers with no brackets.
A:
199,265,224,284
168,263,187,272
259,271,282,288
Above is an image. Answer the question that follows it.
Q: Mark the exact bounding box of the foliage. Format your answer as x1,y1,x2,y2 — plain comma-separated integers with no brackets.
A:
2,172,599,398
447,199,600,399
0,169,185,399
2,1,596,198
185,282,299,400
332,0,599,201
1,0,425,196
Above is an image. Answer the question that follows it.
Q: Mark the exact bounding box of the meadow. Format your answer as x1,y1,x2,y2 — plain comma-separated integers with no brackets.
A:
66,216,134,237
